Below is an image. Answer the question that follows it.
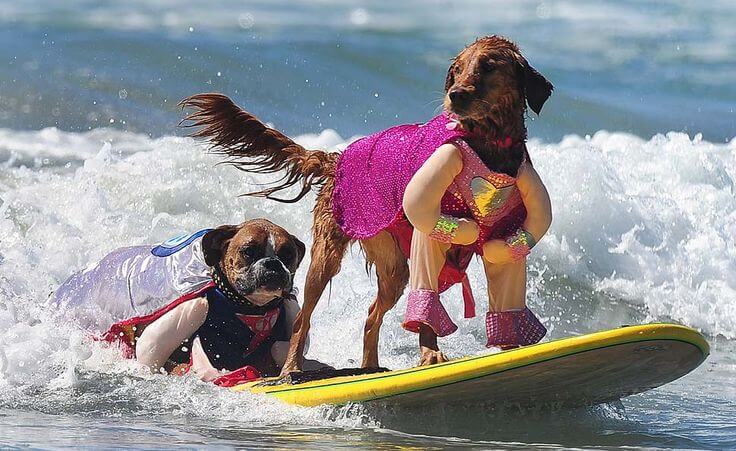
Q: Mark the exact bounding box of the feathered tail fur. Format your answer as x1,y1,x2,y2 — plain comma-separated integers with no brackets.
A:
179,93,338,203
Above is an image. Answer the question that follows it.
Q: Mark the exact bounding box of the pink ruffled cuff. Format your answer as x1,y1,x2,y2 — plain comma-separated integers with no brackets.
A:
402,289,458,337
486,307,547,348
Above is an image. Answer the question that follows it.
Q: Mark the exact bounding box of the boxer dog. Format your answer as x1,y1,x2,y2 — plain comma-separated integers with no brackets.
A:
53,219,328,385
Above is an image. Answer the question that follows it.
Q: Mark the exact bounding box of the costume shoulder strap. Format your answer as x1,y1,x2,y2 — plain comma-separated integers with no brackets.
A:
151,228,212,257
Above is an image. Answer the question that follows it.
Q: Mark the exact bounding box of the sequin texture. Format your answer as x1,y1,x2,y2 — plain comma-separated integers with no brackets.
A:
333,112,467,239
506,228,536,261
429,214,459,243
402,289,458,337
485,308,547,348
446,138,524,230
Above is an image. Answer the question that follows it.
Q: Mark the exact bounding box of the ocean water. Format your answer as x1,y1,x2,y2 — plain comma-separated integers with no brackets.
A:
1,1,735,449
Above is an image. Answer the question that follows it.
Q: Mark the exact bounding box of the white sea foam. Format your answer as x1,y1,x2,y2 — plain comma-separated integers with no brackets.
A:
0,126,733,422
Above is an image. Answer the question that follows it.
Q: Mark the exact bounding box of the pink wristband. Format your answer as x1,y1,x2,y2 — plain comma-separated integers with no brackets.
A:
429,214,459,243
506,228,536,261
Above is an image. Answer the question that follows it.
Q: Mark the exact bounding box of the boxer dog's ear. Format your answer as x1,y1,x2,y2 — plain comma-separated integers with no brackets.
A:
202,225,239,267
290,234,306,268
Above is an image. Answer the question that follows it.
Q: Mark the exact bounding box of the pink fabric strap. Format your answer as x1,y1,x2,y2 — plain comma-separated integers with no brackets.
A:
460,275,476,318
485,307,546,348
402,289,458,337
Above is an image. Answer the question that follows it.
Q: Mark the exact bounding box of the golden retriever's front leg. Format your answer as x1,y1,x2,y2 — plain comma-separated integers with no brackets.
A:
418,325,449,365
279,217,349,377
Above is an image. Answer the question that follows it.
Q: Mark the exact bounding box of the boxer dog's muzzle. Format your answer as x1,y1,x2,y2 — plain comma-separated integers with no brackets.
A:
201,219,305,306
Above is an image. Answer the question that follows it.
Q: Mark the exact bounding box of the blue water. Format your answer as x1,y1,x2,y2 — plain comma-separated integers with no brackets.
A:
1,1,735,449
2,0,734,142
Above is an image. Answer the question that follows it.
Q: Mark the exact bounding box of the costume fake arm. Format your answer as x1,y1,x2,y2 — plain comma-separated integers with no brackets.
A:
135,296,209,372
403,143,479,245
188,336,221,381
483,163,552,264
517,163,553,243
271,296,301,367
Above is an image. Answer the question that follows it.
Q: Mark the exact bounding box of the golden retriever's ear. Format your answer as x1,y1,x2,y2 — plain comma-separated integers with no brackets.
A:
290,234,306,268
518,59,554,115
445,60,458,92
202,225,239,267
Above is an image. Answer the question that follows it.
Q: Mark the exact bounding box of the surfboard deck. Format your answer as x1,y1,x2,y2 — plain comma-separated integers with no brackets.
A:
232,323,709,408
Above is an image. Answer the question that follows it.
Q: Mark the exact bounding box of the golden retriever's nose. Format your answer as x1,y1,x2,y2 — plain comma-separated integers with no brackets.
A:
448,87,474,108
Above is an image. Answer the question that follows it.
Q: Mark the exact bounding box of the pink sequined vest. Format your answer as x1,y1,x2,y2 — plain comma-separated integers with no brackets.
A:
332,112,526,243
333,112,466,239
441,138,525,232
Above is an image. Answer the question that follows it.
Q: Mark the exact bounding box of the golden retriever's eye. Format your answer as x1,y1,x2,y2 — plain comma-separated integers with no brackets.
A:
453,64,462,74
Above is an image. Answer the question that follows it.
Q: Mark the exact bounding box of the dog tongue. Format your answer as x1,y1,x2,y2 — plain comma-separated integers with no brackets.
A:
246,289,282,306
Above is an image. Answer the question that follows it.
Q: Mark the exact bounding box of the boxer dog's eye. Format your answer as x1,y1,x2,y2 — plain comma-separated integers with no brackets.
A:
241,246,262,261
277,248,295,265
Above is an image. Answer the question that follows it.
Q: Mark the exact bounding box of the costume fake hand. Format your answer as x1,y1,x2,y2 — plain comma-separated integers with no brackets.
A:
455,218,480,245
482,239,516,265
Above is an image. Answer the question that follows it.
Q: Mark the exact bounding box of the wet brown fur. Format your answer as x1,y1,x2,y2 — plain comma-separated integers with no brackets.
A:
179,93,338,203
180,35,552,375
444,36,553,177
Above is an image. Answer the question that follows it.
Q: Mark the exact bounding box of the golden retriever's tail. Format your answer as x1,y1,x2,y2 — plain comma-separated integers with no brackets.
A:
179,93,338,203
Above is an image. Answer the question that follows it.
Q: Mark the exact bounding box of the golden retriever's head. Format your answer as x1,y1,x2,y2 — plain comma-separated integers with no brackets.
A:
443,35,553,140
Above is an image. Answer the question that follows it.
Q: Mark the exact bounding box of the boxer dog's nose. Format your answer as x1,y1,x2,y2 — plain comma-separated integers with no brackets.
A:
262,257,285,272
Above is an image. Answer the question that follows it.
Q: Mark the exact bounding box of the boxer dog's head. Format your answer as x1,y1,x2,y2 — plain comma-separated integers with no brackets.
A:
201,219,305,306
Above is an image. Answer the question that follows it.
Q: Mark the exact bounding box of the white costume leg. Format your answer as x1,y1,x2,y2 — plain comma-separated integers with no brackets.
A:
403,228,457,337
482,258,546,348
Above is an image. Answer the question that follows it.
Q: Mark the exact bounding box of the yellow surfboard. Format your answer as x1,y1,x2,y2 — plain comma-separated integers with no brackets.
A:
232,323,709,408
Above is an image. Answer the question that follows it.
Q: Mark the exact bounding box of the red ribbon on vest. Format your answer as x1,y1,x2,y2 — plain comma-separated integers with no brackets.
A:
212,366,261,387
460,274,476,318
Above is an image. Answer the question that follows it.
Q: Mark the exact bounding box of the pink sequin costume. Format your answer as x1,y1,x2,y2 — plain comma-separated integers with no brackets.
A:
333,112,467,239
332,112,546,345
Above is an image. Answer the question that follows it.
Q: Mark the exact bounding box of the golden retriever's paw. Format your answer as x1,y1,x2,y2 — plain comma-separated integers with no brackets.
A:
278,364,301,379
419,349,449,366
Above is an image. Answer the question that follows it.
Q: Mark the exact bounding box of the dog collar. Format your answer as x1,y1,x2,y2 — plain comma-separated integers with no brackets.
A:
494,136,515,148
211,265,254,306
444,111,517,149
210,265,294,311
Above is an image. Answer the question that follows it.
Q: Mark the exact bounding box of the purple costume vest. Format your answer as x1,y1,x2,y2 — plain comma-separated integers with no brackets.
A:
52,230,213,335
333,112,467,239
52,230,287,364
